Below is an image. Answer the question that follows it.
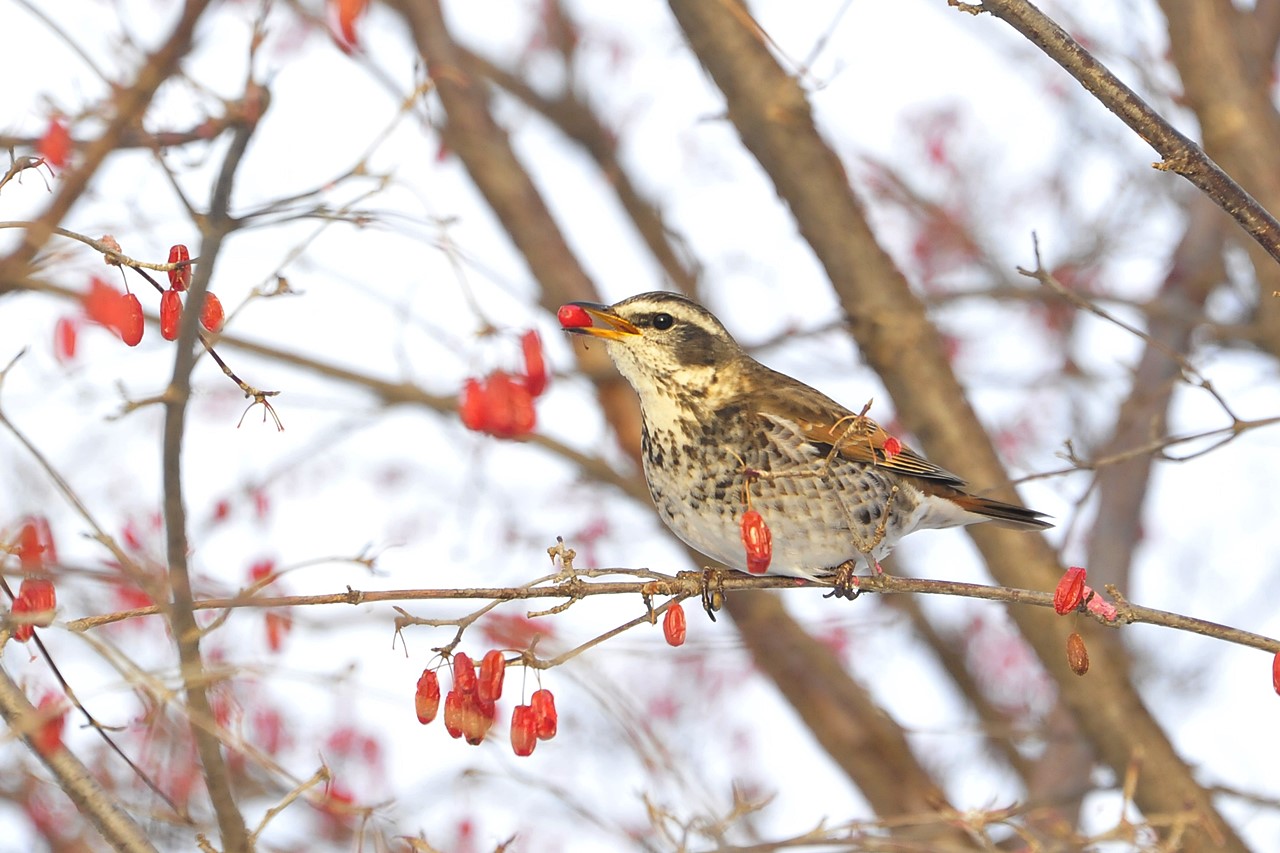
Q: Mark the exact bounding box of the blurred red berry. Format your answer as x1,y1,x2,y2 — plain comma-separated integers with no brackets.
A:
18,578,56,628
167,245,191,291
200,293,224,332
484,371,536,438
10,597,34,643
882,436,902,460
557,304,591,329
510,704,537,757
38,117,71,169
264,610,291,652
663,602,686,647
520,329,547,396
160,289,182,341
740,510,772,575
477,650,506,702
1054,567,1087,615
530,688,557,740
1272,651,1280,697
33,694,65,756
54,317,77,363
17,520,44,570
459,378,487,432
331,0,368,48
415,669,441,724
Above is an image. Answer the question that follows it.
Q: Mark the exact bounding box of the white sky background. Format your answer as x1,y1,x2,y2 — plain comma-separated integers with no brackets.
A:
2,0,1280,850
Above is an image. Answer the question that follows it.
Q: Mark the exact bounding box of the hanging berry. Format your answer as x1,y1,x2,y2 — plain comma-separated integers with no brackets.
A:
200,293,224,332
530,688,557,740
415,669,441,724
740,510,772,574
520,330,548,397
452,652,477,694
477,650,506,702
663,602,687,647
510,704,537,757
120,293,144,346
1066,632,1089,676
160,289,182,341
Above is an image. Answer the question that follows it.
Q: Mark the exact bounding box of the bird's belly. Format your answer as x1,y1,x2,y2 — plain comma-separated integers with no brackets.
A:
643,439,927,580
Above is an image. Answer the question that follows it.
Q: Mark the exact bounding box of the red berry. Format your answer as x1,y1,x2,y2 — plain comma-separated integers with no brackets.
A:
19,578,57,628
31,517,57,566
484,371,536,438
333,0,368,48
167,244,191,291
520,329,548,397
477,650,506,702
415,669,441,724
1272,651,1280,697
17,520,44,570
120,293,144,346
10,596,34,643
442,690,464,739
33,694,65,756
459,378,488,432
530,688,557,740
54,317,77,363
264,610,291,652
663,602,687,647
557,304,592,329
882,436,902,460
511,704,537,757
200,293,224,332
452,652,477,694
38,117,71,169
740,510,772,575
160,289,182,341
463,693,495,745
1053,566,1087,615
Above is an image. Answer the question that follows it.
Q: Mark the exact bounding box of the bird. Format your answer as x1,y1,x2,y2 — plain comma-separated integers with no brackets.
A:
560,291,1051,584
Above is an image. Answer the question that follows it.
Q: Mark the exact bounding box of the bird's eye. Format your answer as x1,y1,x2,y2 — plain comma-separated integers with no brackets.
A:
652,313,674,330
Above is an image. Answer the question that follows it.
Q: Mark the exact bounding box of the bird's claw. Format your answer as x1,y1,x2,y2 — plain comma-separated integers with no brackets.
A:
699,567,725,621
823,559,863,601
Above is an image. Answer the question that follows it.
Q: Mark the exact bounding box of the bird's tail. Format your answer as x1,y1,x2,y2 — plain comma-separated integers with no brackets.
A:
949,495,1054,531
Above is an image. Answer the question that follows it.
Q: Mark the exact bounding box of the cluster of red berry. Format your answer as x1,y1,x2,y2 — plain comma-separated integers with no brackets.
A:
159,244,224,340
414,650,558,757
69,244,224,356
8,517,58,644
459,330,548,439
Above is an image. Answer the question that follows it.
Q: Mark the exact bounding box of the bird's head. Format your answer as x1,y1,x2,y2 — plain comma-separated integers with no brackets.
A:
559,292,745,407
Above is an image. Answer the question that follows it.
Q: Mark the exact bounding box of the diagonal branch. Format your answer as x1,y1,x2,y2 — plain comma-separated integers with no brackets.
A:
664,1,1244,849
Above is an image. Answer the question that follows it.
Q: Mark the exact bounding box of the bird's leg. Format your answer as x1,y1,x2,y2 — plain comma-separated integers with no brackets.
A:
699,567,725,621
823,560,862,600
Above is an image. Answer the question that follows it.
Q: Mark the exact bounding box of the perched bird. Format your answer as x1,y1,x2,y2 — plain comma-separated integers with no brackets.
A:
560,292,1050,582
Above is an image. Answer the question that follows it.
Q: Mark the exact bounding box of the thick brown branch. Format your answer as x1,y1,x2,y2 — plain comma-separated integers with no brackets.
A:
666,1,1245,848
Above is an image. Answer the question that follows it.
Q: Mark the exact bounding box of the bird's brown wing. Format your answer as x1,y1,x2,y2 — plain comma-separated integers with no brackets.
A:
743,367,969,487
745,367,1052,530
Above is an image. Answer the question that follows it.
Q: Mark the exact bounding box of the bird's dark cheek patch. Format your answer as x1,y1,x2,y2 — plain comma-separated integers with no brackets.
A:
674,325,720,367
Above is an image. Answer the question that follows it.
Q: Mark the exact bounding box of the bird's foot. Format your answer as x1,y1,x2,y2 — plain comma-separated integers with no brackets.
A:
823,559,862,601
699,567,726,621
